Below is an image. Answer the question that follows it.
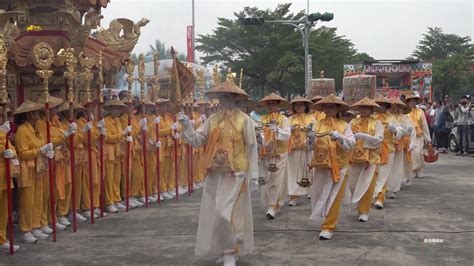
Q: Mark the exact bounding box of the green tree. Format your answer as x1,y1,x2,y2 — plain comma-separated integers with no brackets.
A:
412,27,473,61
197,3,371,98
412,27,474,100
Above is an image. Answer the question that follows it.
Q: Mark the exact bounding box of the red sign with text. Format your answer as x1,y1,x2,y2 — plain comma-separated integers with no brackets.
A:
187,26,194,63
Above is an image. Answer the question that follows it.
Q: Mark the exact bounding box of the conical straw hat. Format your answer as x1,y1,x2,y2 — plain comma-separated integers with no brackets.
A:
351,97,383,113
196,98,209,106
405,93,421,103
290,95,312,105
314,94,349,111
205,80,249,100
104,99,128,109
374,95,392,106
389,97,406,107
36,95,64,109
259,92,288,107
57,102,86,113
12,100,43,115
311,95,323,102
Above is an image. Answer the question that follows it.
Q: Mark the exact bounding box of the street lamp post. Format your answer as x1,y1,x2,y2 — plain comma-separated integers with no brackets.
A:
241,12,333,95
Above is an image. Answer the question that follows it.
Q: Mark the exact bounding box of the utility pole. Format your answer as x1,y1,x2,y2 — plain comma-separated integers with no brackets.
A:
240,12,333,94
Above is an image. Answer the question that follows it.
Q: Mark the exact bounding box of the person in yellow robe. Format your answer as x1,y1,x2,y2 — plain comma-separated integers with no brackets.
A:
348,97,384,222
372,96,403,209
14,101,54,244
76,102,103,219
143,101,160,203
129,103,147,206
155,99,178,200
287,96,315,206
179,80,258,266
258,92,291,219
101,99,131,213
190,102,206,190
311,95,326,122
405,94,431,180
309,94,355,240
34,96,74,232
0,109,20,251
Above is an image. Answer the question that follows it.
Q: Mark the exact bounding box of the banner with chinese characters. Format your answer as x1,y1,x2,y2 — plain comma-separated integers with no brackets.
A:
343,63,432,99
187,26,194,63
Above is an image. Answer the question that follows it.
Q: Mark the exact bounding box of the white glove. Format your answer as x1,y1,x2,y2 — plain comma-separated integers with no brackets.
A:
3,149,14,159
0,121,10,133
354,132,371,140
98,119,105,129
82,121,93,133
40,143,53,154
90,114,95,121
387,123,397,133
139,118,147,131
330,131,342,141
64,122,78,137
177,112,190,129
126,136,133,142
46,150,55,159
100,127,106,135
155,140,162,148
173,133,180,140
409,143,415,151
200,114,207,122
123,125,132,135
170,122,179,131
190,120,196,128
153,117,161,125
250,178,259,191
407,126,413,135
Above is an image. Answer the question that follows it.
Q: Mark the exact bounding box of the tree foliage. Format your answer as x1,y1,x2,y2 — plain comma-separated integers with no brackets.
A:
413,27,474,100
196,3,372,98
412,27,473,61
131,39,186,65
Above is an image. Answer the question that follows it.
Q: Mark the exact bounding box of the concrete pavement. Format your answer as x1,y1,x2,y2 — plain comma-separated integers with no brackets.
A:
2,154,473,265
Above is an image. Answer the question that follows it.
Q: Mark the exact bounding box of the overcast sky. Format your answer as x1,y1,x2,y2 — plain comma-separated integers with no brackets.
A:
101,0,473,62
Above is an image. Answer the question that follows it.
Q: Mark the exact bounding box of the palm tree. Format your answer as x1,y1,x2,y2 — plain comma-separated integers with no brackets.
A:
148,39,172,59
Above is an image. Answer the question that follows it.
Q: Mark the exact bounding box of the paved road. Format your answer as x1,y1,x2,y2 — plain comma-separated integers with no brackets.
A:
2,154,473,265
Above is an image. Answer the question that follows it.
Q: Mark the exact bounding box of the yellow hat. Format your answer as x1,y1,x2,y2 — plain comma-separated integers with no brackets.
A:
36,95,64,109
259,92,288,107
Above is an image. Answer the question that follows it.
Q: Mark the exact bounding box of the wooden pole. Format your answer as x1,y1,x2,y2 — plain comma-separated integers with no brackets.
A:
125,58,134,211
153,52,161,204
138,54,149,207
97,52,105,217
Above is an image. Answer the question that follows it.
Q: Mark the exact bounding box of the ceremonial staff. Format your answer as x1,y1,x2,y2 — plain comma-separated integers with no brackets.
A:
153,52,161,204
138,54,149,207
33,42,57,241
170,48,179,201
125,58,134,210
79,52,96,223
0,35,14,254
57,48,78,231
185,64,194,196
97,51,106,217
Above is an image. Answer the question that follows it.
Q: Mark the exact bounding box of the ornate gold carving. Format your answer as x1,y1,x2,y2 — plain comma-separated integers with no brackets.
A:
57,48,78,104
0,34,8,104
138,54,145,103
153,51,160,103
98,51,104,104
212,64,220,87
79,52,95,103
97,18,149,54
125,57,134,103
33,42,54,104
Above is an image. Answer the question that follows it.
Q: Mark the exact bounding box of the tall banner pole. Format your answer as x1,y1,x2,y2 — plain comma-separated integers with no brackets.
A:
58,48,78,231
153,52,161,204
33,43,57,241
97,52,106,217
138,54,149,207
125,58,134,211
170,48,179,201
79,52,96,222
0,34,14,254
